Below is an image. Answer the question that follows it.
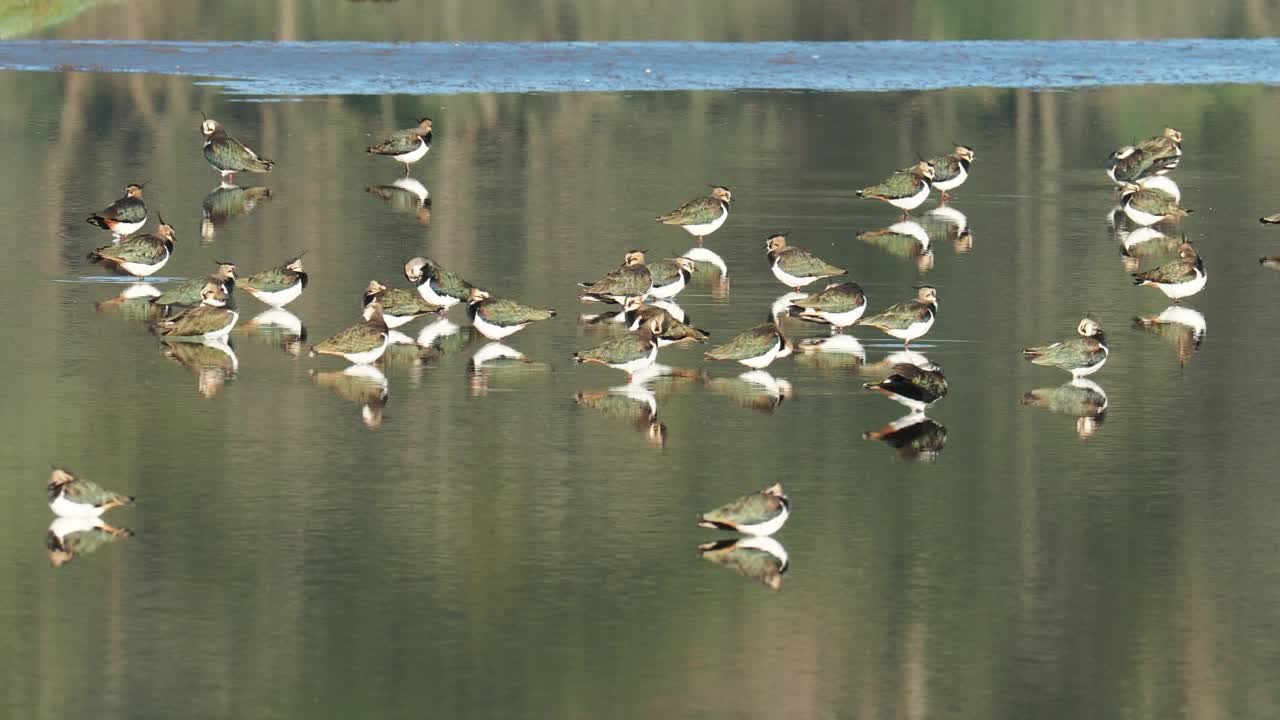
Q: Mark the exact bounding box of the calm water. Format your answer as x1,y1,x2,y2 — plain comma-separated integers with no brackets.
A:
5,8,1280,720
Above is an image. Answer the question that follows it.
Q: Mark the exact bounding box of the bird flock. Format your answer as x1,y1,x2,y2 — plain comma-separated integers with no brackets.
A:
57,115,1215,571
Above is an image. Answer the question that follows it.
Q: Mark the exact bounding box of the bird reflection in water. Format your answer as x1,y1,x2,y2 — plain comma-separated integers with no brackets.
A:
200,183,272,240
1133,306,1206,368
94,282,163,322
237,308,307,357
575,384,667,448
795,333,866,373
682,247,730,302
697,536,789,591
924,205,974,254
863,413,947,462
704,370,793,414
366,177,431,225
311,364,389,429
160,338,238,398
417,318,476,357
1021,378,1109,440
857,220,934,271
467,342,549,396
47,516,133,568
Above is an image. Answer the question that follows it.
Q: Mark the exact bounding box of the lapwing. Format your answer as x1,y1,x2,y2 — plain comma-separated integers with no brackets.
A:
655,186,732,247
764,233,847,289
579,250,653,304
47,467,133,519
857,286,938,348
1022,318,1109,378
1132,242,1205,303
201,115,274,183
85,183,146,239
696,483,789,537
363,280,446,328
788,281,867,332
403,256,481,309
153,281,239,342
366,117,433,175
310,303,392,365
466,287,557,340
87,217,176,277
857,161,935,219
239,253,308,308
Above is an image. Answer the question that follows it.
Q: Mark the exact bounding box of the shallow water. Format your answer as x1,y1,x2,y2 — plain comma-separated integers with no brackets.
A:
5,44,1280,720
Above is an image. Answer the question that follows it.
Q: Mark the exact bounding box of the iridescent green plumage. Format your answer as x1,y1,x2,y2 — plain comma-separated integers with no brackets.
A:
156,304,238,340
470,297,556,327
366,285,444,318
1124,186,1191,218
366,118,433,156
789,282,865,313
647,257,693,288
655,190,729,226
47,468,133,508
859,298,932,331
625,303,709,345
312,316,388,356
705,322,784,362
202,120,274,175
697,484,788,530
1022,320,1108,373
86,184,146,229
770,244,846,279
580,253,652,301
1022,383,1108,416
87,230,172,265
857,169,928,200
574,326,657,366
239,257,307,293
153,263,236,308
1133,251,1202,285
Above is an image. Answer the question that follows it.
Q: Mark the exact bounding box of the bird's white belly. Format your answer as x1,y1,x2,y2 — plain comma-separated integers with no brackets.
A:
738,504,789,536
393,138,429,164
771,262,817,289
888,182,931,210
112,218,146,237
931,165,968,192
738,339,783,369
610,344,659,374
118,250,169,278
1158,268,1207,299
417,282,459,308
816,304,867,328
377,310,418,329
247,281,304,308
473,313,526,340
886,314,935,341
50,493,106,518
648,275,686,299
202,310,239,341
1123,202,1166,227
1071,352,1108,378
343,335,391,365
680,207,728,237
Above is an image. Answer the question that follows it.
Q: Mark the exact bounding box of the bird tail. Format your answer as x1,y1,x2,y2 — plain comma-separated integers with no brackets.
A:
86,215,110,230
1131,275,1148,286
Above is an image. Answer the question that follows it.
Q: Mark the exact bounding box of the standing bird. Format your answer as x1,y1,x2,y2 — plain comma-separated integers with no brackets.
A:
1132,242,1206,304
705,317,790,369
201,116,274,183
655,186,732,247
1022,318,1109,378
1119,182,1192,226
579,250,653,304
310,303,392,365
47,467,134,519
574,315,662,380
85,183,147,239
764,233,847,289
857,286,938,348
466,287,557,340
238,254,308,308
87,217,176,277
152,261,237,311
154,282,239,342
362,280,446,328
404,256,481,309
696,483,789,537
923,146,975,203
366,117,433,175
622,298,709,346
646,256,697,299
863,362,948,412
857,161,935,219
1106,127,1183,184
788,281,868,332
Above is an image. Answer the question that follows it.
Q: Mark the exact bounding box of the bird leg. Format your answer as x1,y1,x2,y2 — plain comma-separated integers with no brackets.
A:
697,236,705,248
900,210,910,221
404,162,412,176
939,191,952,204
